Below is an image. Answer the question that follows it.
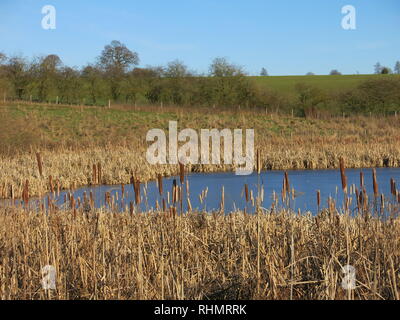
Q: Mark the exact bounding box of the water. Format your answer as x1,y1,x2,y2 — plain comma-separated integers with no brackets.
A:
16,167,400,215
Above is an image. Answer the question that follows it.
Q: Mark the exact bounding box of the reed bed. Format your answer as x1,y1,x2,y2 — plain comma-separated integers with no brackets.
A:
0,206,399,300
1,102,400,300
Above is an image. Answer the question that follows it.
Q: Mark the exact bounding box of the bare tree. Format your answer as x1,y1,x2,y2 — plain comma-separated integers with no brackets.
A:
5,56,29,99
98,41,139,100
394,61,400,74
164,60,190,78
329,69,342,75
0,52,6,65
209,57,244,77
374,62,382,74
260,68,268,76
380,67,392,74
41,54,62,71
99,40,139,74
32,54,63,101
81,64,104,104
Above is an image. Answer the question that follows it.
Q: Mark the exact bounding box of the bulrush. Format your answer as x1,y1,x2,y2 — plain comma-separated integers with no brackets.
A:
390,178,396,196
172,179,177,204
317,190,321,211
90,191,94,208
244,184,249,203
372,169,379,198
69,194,73,208
256,149,262,175
339,157,347,194
36,152,43,177
9,184,14,200
92,164,97,185
179,163,185,185
97,163,102,184
3,206,398,300
134,179,141,205
284,171,290,193
282,178,286,202
70,195,76,218
22,179,29,206
157,174,163,196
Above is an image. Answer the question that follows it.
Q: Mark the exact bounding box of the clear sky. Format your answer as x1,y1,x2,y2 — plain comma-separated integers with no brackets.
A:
0,0,399,75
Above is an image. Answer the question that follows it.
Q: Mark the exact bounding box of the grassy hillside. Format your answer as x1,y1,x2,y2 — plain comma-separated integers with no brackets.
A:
1,101,398,155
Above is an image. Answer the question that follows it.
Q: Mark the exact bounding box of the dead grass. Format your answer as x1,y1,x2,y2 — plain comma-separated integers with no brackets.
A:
0,207,398,300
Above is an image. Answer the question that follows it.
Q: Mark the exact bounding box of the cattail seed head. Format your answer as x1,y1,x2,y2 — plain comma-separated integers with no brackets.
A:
179,163,185,184
339,157,347,193
284,172,290,194
157,174,163,196
372,168,379,197
36,152,43,177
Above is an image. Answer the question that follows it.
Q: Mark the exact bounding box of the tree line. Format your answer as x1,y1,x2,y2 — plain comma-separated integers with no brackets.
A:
0,40,399,117
0,41,256,108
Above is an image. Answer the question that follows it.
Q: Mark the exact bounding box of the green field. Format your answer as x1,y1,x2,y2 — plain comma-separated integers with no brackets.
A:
251,74,399,96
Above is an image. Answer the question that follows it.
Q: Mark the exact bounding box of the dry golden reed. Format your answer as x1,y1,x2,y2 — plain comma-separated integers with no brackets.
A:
0,207,399,300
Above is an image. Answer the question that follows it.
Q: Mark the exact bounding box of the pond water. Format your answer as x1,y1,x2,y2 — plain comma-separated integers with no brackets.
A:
15,167,400,215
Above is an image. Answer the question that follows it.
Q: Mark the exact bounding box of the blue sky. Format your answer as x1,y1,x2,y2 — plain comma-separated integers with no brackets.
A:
0,0,399,75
